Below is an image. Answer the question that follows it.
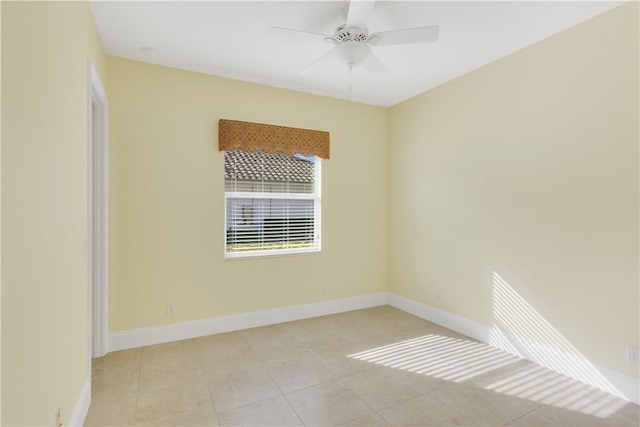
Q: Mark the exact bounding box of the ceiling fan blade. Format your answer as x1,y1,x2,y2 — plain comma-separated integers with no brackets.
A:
369,25,439,46
299,50,335,75
346,0,376,29
361,51,388,76
269,26,332,43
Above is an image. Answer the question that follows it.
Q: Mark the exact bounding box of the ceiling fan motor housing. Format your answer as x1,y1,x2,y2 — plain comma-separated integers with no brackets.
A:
334,25,368,44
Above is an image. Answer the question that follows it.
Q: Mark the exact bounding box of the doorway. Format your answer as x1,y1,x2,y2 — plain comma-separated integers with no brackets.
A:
88,62,109,359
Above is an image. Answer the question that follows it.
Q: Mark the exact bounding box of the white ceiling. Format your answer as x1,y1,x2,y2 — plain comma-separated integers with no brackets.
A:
90,1,623,107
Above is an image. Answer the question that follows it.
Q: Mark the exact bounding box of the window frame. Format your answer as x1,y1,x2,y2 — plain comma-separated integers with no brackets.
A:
224,152,322,259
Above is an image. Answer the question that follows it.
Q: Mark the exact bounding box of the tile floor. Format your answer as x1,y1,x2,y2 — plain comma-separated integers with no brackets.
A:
85,306,640,426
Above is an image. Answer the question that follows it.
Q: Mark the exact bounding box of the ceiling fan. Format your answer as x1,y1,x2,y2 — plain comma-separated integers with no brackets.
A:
269,0,440,76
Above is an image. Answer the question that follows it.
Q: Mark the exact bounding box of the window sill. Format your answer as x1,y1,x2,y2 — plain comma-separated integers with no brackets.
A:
224,247,321,260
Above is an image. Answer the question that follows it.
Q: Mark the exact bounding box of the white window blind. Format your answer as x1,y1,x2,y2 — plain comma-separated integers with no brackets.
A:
224,150,321,258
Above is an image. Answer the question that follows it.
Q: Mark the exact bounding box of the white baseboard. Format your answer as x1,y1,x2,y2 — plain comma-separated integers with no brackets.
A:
68,378,91,427
388,293,640,405
108,292,388,352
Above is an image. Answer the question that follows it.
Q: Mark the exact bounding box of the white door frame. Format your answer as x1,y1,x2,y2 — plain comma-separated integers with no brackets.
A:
88,61,109,359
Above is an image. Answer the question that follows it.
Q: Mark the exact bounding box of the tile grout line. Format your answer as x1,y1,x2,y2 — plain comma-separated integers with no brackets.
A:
133,347,143,426
273,349,383,426
256,335,380,426
196,339,223,424
501,406,553,427
424,385,477,426
259,357,307,426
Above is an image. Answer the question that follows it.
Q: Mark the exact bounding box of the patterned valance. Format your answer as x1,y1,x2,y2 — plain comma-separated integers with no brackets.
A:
218,119,330,159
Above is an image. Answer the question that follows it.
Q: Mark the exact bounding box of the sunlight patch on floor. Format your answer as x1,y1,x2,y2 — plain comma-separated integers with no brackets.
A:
348,334,518,383
348,332,629,419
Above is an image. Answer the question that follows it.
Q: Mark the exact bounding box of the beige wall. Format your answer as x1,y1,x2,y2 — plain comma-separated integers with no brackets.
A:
107,57,389,331
1,2,106,425
389,3,638,377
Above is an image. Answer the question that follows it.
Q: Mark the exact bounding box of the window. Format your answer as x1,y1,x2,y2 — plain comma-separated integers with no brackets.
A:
218,118,329,258
224,150,321,258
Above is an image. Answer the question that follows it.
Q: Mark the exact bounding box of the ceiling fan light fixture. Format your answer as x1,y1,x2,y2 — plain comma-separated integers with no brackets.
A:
334,41,371,66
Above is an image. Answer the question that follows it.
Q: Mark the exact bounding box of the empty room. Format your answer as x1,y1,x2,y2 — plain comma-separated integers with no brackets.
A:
1,0,638,426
